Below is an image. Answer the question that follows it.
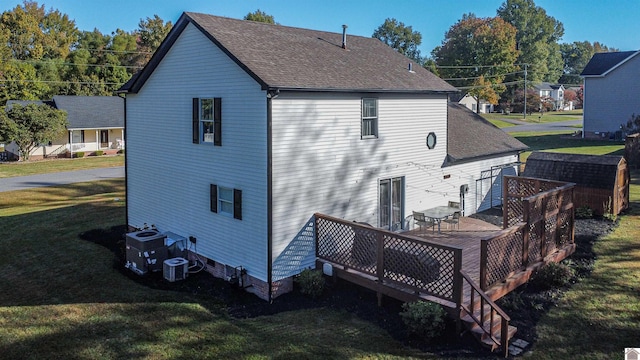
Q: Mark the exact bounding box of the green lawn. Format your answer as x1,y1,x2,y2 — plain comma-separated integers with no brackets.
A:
512,131,624,163
0,180,425,359
531,170,640,359
0,155,124,178
483,109,583,125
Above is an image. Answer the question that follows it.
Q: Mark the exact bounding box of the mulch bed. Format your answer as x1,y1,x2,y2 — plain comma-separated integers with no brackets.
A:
79,209,616,358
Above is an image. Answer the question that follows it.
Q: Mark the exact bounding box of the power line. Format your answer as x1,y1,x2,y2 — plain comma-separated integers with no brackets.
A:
0,79,125,86
435,63,530,69
442,70,525,81
3,58,142,70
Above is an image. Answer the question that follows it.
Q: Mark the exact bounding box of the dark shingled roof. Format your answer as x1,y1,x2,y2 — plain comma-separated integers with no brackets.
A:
523,152,624,189
446,103,528,163
52,96,124,129
581,51,639,76
122,12,458,94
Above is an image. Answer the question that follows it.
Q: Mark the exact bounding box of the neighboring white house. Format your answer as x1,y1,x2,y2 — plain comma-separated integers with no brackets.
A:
581,50,640,139
5,96,124,160
119,12,528,301
456,93,494,113
533,82,565,111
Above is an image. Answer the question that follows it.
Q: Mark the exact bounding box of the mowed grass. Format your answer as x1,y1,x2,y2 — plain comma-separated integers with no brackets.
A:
483,109,583,124
0,155,124,178
0,179,423,359
512,131,625,163
531,170,640,359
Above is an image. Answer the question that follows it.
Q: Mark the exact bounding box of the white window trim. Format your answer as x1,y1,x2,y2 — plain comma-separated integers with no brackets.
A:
200,98,215,144
361,98,378,139
218,186,234,216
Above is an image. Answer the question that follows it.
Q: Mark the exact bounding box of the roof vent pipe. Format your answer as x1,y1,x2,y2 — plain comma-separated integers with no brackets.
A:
342,24,348,49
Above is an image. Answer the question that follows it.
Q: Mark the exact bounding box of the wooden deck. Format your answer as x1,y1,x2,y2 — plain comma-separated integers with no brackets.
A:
404,217,502,304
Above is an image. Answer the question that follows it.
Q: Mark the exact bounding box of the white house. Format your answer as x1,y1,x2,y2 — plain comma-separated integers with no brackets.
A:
456,93,494,114
533,82,565,111
581,50,640,139
5,96,124,160
119,12,527,301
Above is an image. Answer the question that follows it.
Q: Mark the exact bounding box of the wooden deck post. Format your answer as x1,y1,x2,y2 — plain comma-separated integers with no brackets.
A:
522,201,530,268
480,240,488,291
376,230,385,307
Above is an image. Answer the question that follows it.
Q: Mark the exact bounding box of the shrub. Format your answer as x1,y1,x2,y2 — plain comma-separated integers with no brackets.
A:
74,152,85,158
295,268,325,299
575,205,594,219
117,149,125,155
94,150,104,156
529,262,575,290
399,301,447,339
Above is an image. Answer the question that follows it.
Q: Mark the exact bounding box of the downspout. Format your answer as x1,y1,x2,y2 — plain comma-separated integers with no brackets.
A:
266,89,276,302
123,94,129,229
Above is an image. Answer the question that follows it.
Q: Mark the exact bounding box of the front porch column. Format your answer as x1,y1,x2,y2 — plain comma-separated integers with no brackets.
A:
96,130,99,151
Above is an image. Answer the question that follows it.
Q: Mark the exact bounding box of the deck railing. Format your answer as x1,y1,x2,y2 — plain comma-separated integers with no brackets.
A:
480,176,575,290
315,213,463,304
460,271,511,357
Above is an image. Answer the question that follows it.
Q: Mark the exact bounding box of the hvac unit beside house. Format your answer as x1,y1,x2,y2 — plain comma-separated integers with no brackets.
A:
163,257,189,282
125,230,168,275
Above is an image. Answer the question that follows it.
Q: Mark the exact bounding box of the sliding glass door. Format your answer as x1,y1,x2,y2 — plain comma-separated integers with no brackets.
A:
379,177,404,231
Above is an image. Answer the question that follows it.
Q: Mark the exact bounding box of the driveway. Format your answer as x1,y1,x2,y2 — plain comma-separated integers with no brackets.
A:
0,166,124,192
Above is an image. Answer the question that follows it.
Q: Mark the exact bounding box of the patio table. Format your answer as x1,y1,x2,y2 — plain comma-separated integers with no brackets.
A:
418,206,460,233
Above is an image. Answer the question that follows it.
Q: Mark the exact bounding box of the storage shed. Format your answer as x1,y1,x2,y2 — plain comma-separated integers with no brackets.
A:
523,152,629,216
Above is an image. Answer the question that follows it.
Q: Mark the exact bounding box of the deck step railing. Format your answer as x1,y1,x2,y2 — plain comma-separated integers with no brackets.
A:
460,270,513,357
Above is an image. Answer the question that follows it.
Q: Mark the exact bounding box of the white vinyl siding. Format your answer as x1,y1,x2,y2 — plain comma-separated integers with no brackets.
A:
126,24,269,281
270,92,449,279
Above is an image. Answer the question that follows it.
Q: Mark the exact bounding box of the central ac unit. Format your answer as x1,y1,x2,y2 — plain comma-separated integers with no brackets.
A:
163,257,189,282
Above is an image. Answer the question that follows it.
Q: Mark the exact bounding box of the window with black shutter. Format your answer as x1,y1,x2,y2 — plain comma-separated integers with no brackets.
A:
210,184,241,220
193,98,222,145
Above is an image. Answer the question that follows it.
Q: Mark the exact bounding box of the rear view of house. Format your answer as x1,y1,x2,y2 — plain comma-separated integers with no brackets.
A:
119,12,527,301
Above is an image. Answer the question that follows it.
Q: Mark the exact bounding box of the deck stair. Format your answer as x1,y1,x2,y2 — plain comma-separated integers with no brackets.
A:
460,271,516,357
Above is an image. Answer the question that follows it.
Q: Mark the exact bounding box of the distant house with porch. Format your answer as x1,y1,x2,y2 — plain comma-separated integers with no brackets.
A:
581,50,640,139
533,82,565,111
118,12,528,301
4,96,124,160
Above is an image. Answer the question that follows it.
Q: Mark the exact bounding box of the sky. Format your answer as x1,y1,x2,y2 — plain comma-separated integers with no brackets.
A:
1,0,639,56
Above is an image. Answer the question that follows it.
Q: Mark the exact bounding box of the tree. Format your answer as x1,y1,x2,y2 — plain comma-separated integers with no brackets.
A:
135,15,173,68
0,103,68,160
559,41,617,85
244,9,276,24
372,18,422,63
0,1,78,60
432,14,518,112
497,0,564,83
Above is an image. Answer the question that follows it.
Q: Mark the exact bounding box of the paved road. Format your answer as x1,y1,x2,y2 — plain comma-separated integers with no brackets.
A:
0,166,124,192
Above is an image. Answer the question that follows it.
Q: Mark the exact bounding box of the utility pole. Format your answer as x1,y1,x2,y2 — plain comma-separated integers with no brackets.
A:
523,63,527,120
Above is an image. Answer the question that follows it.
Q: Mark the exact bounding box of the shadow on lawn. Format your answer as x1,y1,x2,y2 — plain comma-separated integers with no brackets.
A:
77,224,497,358
514,133,625,155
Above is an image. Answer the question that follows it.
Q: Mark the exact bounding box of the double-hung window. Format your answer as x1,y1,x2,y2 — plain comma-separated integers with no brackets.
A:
210,184,242,220
361,98,378,138
193,98,221,145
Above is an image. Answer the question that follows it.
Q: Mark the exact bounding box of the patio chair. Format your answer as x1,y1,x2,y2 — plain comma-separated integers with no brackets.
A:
443,211,461,230
412,211,435,233
448,201,460,209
